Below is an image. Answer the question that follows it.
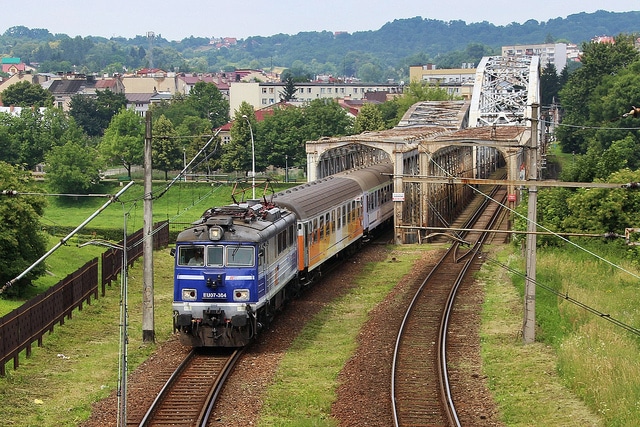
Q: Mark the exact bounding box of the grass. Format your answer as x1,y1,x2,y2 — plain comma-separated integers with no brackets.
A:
479,246,603,426
0,250,176,426
258,245,423,426
535,243,640,426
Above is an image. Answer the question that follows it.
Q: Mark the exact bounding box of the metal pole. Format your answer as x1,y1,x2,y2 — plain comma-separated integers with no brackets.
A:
242,114,256,199
523,103,539,344
118,214,129,427
142,112,155,343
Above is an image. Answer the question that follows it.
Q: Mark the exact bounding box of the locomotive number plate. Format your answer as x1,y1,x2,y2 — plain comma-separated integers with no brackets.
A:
203,292,227,299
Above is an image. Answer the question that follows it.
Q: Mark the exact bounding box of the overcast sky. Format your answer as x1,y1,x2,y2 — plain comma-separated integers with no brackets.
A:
2,1,639,41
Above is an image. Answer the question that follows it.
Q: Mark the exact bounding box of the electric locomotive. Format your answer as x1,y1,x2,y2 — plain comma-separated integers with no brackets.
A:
172,162,393,347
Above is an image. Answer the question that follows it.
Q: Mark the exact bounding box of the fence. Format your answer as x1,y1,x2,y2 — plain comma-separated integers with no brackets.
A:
0,221,169,376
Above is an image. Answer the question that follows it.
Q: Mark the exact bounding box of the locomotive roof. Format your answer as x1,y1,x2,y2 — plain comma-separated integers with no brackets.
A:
176,203,296,243
272,162,392,220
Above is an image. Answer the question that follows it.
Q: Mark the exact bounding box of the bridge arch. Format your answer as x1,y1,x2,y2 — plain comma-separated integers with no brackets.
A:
303,56,540,243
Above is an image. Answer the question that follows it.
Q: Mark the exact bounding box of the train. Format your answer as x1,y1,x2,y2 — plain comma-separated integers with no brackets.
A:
172,161,394,347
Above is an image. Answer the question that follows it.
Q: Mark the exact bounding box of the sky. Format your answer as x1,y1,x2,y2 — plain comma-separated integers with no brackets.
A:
2,0,639,42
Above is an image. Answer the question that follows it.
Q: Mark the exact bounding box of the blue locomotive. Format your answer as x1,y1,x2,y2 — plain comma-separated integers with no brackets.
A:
172,162,394,347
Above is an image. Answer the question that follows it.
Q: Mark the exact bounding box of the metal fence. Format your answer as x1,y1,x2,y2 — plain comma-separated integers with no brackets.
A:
0,221,169,376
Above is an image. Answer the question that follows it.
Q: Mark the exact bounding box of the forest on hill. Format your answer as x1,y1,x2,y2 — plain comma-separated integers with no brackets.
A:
1,10,640,82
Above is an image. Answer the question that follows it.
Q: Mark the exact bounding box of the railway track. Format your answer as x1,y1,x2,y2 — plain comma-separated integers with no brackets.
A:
132,348,242,427
391,181,507,427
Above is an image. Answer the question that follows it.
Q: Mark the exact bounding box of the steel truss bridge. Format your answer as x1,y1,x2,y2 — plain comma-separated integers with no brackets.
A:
305,56,541,244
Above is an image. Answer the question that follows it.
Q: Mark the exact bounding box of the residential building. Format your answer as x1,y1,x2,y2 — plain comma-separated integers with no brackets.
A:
408,64,476,100
0,71,52,99
229,81,401,115
42,73,98,110
1,57,26,74
501,43,568,71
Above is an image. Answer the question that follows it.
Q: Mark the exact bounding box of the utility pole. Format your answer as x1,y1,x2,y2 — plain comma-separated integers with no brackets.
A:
523,103,539,344
142,111,155,343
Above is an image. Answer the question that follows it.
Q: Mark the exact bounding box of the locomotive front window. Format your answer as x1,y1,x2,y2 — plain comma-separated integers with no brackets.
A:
226,246,255,267
178,246,205,266
207,245,224,266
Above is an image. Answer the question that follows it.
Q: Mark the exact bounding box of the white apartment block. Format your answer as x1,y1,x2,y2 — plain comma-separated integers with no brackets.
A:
408,64,476,100
229,81,401,114
502,43,568,71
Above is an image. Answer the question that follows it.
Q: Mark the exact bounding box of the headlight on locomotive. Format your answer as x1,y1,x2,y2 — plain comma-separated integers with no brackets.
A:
182,288,197,301
233,289,250,301
209,225,224,240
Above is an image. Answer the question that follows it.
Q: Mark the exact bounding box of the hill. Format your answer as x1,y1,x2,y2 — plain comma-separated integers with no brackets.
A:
1,10,639,81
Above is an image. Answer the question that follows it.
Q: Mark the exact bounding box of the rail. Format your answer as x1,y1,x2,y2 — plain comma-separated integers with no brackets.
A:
391,180,506,426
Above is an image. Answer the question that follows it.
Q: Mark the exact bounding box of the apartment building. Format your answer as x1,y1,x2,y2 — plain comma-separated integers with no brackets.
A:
501,43,568,70
408,64,476,100
229,81,401,114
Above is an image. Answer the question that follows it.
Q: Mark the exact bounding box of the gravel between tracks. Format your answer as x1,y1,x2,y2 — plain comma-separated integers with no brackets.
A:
81,243,502,426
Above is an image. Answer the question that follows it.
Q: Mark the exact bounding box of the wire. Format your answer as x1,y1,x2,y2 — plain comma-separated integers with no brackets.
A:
543,118,640,131
424,146,640,337
486,257,640,337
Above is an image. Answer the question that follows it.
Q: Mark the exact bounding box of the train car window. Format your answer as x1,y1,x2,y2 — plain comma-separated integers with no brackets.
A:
277,231,286,255
259,247,265,266
226,246,255,267
319,216,324,239
330,211,335,232
289,225,295,246
178,246,205,266
206,245,224,266
336,208,341,230
313,219,318,243
325,213,330,235
342,205,346,227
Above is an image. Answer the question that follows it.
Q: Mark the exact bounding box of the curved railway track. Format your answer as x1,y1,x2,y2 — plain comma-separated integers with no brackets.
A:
132,348,242,427
391,181,507,427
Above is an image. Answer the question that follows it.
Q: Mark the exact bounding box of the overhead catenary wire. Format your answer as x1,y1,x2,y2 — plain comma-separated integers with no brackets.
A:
1,181,136,295
424,142,640,336
487,257,640,337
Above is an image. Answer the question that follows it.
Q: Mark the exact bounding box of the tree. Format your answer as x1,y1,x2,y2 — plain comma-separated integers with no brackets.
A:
0,107,76,169
540,62,560,107
260,105,306,168
176,116,220,174
562,169,640,234
152,114,182,180
0,81,53,107
0,162,48,296
279,76,297,102
220,102,256,173
45,140,103,194
0,113,22,164
353,103,386,133
185,81,229,129
303,98,353,140
69,89,127,137
556,34,640,154
100,108,144,179
150,94,198,129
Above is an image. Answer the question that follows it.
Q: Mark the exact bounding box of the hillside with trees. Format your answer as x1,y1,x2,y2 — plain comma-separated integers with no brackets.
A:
1,10,639,81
